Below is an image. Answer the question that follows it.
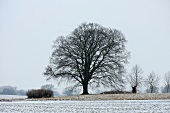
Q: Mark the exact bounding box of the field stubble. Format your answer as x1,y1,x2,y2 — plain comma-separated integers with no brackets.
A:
25,93,170,101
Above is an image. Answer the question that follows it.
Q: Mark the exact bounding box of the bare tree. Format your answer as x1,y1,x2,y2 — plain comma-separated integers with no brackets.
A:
127,64,143,93
0,86,17,95
62,87,81,96
44,23,130,94
145,72,159,93
162,71,170,93
41,84,54,90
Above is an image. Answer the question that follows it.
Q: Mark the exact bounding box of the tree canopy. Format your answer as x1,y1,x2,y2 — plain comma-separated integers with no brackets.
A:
44,23,130,94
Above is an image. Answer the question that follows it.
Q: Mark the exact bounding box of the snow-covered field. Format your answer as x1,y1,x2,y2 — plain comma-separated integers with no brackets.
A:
0,95,26,99
0,100,170,113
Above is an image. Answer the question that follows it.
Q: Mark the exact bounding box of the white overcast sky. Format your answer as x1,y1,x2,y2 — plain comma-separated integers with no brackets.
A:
0,0,170,90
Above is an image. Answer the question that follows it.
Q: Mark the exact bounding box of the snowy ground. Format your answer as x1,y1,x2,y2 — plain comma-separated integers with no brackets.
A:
0,100,170,113
0,95,26,99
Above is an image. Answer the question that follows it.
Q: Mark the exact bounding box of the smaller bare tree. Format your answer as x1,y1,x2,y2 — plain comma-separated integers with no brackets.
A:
41,84,54,90
162,71,170,93
145,72,159,93
127,64,143,93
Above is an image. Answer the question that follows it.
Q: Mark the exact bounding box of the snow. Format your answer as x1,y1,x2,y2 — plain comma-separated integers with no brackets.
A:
0,100,170,113
0,95,26,99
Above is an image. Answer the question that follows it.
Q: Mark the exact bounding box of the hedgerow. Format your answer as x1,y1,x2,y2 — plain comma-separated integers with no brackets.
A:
26,89,53,98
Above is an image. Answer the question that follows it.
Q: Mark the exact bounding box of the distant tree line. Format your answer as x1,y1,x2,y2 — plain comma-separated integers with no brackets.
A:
0,86,26,95
127,65,170,93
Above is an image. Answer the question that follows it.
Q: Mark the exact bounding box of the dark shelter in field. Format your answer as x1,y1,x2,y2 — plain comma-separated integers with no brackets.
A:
44,23,130,94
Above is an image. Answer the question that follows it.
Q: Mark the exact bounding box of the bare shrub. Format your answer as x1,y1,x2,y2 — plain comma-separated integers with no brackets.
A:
100,90,131,94
26,89,53,98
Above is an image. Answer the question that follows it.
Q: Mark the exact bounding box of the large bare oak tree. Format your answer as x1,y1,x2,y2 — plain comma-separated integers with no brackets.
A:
44,23,130,94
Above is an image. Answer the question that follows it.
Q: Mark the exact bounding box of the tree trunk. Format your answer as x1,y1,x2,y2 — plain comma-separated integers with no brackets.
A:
167,85,170,93
151,86,153,93
132,86,137,93
82,82,89,95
